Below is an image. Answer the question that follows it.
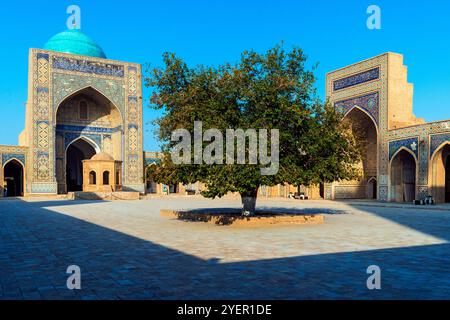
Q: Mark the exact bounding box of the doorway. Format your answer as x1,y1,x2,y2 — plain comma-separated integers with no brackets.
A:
368,178,377,199
3,160,24,197
390,149,416,202
66,139,96,192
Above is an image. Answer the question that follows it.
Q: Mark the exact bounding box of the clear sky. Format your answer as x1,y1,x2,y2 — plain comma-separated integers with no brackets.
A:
1,0,450,151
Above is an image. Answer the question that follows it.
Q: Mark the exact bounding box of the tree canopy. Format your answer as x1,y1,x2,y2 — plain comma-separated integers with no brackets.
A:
146,45,361,213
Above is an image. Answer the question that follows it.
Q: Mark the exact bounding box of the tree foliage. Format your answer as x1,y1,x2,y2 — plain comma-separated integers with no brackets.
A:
145,45,361,211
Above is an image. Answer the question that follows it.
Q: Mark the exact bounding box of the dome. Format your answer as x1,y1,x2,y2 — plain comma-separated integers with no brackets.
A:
44,29,106,59
91,152,114,161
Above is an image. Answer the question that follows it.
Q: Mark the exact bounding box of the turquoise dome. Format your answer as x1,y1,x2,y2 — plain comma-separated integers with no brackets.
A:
44,29,106,59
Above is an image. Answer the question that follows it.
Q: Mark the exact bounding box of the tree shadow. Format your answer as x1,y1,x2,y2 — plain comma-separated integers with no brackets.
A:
170,207,345,226
0,199,448,300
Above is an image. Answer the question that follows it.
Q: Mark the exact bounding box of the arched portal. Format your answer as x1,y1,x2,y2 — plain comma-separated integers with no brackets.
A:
55,86,123,194
66,139,96,192
3,160,24,197
340,107,378,199
390,149,417,202
430,143,450,203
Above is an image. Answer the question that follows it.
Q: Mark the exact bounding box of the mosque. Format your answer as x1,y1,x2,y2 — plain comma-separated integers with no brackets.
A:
1,29,450,203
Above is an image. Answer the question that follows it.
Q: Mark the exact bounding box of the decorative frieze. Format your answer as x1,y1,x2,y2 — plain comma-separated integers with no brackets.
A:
56,124,122,134
52,56,124,77
333,67,380,91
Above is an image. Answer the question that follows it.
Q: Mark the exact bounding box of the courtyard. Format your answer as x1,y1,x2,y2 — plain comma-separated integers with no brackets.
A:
0,196,449,300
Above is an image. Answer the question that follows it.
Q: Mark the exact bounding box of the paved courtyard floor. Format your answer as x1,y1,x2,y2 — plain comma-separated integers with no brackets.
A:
0,196,449,299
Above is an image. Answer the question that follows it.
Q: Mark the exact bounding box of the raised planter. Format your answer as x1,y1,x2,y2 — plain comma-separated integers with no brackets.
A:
160,208,324,227
68,191,140,201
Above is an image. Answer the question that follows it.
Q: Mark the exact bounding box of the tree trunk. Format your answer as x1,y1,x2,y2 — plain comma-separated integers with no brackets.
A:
240,187,258,216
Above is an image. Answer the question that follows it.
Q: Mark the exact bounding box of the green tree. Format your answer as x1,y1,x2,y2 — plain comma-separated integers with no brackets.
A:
146,45,361,215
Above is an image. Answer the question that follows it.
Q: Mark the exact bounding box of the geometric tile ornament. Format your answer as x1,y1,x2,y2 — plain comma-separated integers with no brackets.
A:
430,133,450,159
27,48,144,195
52,56,125,77
335,92,379,125
63,132,103,150
389,137,419,161
2,154,26,166
333,67,380,91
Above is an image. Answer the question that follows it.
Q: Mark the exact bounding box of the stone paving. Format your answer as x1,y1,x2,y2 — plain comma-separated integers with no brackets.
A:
0,197,449,299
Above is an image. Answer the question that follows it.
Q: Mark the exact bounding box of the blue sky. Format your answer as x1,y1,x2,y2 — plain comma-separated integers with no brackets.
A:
1,0,450,151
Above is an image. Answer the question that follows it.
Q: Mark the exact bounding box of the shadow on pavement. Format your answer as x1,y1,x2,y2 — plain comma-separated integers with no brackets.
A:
0,198,448,300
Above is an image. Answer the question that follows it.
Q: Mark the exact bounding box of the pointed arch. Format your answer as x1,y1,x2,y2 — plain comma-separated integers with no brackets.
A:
367,177,377,200
3,159,25,197
65,137,98,193
342,105,379,135
429,141,450,203
55,85,124,194
389,147,418,202
389,146,418,166
367,176,377,184
2,157,25,169
430,141,450,162
65,135,101,154
336,105,379,199
54,85,124,126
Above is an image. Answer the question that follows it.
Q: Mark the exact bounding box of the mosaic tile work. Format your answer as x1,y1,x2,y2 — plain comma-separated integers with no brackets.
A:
36,152,50,181
63,132,102,150
56,125,122,134
30,183,58,194
37,121,50,149
0,146,28,195
26,49,144,195
379,186,388,201
2,153,26,166
333,67,379,91
128,125,139,152
52,56,124,77
327,54,387,201
388,137,419,161
32,50,52,184
127,155,140,182
430,133,450,159
124,65,144,191
418,185,429,198
335,92,379,125
52,72,125,116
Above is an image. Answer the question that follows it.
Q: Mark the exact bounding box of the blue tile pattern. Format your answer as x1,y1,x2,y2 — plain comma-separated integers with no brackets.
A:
64,133,102,149
56,125,122,134
2,154,26,166
37,53,49,61
335,92,379,125
52,56,124,77
333,67,379,91
430,133,450,158
389,137,419,161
